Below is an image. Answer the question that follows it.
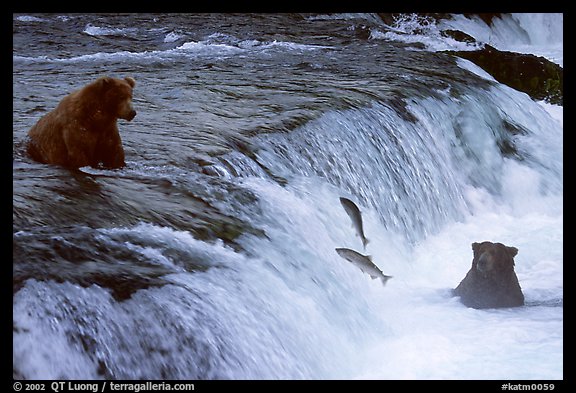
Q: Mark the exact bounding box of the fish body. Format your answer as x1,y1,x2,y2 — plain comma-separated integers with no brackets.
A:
335,247,392,285
339,197,369,250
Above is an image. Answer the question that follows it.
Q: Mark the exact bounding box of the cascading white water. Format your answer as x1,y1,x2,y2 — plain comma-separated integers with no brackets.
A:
239,82,563,379
442,13,564,66
374,13,563,66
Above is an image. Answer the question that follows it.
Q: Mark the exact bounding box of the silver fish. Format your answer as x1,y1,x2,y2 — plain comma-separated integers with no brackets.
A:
339,197,369,250
335,248,392,285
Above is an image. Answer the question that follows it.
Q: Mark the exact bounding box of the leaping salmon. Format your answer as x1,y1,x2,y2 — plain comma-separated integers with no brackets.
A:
335,247,392,285
339,197,369,250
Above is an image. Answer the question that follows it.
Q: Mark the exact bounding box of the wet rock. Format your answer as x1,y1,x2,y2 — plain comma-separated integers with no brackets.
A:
448,45,563,105
462,13,502,26
440,29,476,44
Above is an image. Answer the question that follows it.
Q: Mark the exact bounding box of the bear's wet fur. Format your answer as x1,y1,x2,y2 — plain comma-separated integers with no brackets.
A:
454,241,524,309
26,76,136,169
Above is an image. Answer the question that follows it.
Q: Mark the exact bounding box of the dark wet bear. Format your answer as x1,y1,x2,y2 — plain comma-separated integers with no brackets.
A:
454,241,524,309
26,76,136,169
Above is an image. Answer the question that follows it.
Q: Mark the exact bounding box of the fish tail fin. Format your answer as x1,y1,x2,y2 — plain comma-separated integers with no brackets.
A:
363,237,370,250
380,275,392,286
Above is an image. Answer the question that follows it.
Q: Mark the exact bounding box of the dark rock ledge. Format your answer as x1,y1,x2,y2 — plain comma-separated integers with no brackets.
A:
447,44,563,105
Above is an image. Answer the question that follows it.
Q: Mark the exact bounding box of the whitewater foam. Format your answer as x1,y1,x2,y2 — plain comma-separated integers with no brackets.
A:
371,13,483,52
443,13,563,66
13,36,331,65
15,15,47,23
83,23,138,37
372,13,564,66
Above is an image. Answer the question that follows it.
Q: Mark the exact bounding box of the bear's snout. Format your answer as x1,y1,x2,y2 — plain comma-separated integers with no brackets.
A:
118,100,136,121
476,252,492,276
120,108,136,121
126,109,137,121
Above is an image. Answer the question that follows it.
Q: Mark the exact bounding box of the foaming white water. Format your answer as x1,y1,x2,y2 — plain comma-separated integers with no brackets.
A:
373,13,563,67
352,181,562,379
12,35,331,65
444,13,563,66
13,217,385,379
232,162,562,379
371,13,483,51
242,151,562,380
83,23,138,37
163,31,184,43
15,15,47,23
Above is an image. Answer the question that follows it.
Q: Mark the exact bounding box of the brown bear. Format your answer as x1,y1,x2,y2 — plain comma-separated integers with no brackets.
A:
26,76,136,169
454,241,524,309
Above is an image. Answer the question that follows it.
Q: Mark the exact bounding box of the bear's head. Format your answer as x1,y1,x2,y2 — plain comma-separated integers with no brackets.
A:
454,241,523,308
472,241,518,280
97,76,137,121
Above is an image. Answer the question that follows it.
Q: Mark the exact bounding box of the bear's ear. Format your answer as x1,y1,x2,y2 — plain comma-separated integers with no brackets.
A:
124,77,136,88
471,242,481,253
506,246,518,258
96,76,114,89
